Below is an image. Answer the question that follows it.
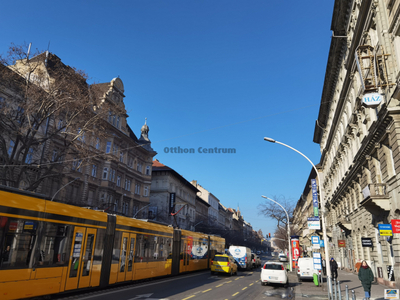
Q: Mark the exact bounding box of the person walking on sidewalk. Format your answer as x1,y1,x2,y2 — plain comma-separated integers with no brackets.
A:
330,258,338,281
358,260,374,300
322,258,326,275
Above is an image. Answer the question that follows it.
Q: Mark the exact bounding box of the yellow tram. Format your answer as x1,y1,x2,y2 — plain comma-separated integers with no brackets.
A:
0,187,225,300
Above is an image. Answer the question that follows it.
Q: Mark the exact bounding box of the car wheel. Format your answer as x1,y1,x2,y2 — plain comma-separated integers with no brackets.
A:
285,279,289,288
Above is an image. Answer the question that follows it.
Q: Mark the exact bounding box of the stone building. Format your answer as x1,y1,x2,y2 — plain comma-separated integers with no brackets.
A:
0,52,156,216
150,159,198,230
310,0,400,287
191,181,220,227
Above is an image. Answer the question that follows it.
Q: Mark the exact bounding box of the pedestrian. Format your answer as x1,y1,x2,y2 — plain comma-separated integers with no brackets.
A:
358,260,374,300
322,257,326,275
330,257,338,281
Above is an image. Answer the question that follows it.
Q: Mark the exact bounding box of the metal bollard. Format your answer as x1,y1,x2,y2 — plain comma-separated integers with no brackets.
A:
338,281,342,300
345,285,349,300
334,279,338,300
351,290,356,300
327,277,333,300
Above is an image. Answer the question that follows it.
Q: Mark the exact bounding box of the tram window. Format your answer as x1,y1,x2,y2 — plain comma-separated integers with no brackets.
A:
134,234,172,263
92,229,105,266
112,231,122,264
36,223,72,267
0,217,37,270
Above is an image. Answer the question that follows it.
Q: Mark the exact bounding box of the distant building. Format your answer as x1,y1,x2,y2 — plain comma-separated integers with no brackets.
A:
150,160,198,229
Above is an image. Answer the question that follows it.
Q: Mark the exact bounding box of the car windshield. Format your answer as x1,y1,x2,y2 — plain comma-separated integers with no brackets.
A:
213,256,229,262
264,264,283,270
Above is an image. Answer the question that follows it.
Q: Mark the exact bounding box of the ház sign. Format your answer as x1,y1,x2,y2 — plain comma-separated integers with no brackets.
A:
362,92,383,107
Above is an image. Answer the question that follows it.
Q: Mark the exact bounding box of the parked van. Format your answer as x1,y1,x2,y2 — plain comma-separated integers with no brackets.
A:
229,246,252,270
297,257,321,281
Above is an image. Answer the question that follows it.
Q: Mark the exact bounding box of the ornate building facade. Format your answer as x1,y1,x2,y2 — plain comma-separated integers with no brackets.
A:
298,0,400,287
0,52,156,217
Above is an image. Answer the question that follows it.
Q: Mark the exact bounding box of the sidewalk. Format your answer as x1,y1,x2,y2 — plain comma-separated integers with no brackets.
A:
288,268,391,300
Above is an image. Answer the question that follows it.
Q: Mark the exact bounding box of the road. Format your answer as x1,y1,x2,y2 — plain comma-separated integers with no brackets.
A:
54,255,328,300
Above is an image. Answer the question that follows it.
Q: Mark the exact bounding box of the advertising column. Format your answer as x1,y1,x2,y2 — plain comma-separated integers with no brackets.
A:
291,235,300,269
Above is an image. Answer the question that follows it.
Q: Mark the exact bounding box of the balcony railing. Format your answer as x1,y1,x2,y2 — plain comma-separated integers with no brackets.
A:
361,183,390,211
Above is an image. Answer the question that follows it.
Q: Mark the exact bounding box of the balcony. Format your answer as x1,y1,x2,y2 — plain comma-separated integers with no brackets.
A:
337,215,352,231
361,183,390,212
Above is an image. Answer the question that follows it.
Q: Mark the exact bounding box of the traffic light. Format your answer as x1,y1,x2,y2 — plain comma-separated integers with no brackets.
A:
269,233,271,238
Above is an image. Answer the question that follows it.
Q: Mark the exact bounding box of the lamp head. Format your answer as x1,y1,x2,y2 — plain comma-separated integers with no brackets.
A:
264,137,276,143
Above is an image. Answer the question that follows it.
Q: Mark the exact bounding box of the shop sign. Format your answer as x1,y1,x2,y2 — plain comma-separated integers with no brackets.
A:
307,217,320,230
362,92,383,107
361,237,373,247
391,220,400,234
384,289,399,299
169,193,176,214
379,224,393,236
338,240,346,247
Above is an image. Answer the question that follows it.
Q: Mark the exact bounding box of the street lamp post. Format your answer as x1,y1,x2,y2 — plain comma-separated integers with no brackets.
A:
51,177,80,202
264,137,331,282
261,195,292,271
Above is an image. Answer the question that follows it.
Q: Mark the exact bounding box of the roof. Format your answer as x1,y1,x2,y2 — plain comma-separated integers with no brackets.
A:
196,195,210,207
152,159,199,193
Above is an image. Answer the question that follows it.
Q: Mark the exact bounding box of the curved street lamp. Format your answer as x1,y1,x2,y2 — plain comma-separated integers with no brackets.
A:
261,195,292,271
264,137,331,281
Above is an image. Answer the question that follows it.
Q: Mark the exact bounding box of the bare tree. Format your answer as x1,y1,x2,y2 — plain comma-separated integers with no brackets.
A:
257,196,295,228
0,43,122,191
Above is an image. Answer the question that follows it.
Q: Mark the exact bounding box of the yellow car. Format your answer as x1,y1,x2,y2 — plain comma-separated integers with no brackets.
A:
211,254,238,276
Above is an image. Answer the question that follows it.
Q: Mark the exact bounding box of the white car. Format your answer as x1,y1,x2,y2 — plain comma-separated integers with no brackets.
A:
279,253,288,262
260,262,289,287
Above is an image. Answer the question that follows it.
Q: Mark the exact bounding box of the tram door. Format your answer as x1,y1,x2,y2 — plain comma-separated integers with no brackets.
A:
181,240,190,272
117,232,136,282
65,227,97,290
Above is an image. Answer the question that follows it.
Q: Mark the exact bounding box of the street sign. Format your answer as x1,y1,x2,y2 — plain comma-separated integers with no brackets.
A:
307,217,321,230
320,239,324,248
311,179,319,217
379,224,393,236
312,236,320,249
313,252,322,270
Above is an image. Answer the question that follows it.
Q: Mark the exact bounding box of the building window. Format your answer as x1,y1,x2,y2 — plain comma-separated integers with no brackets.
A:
125,179,131,191
120,151,124,163
102,167,108,180
7,140,14,156
146,166,151,175
51,150,58,162
95,138,100,150
116,116,120,128
106,141,112,154
128,156,133,168
117,176,121,187
137,163,142,173
135,184,141,195
25,148,33,164
112,115,116,126
92,164,97,177
108,111,112,123
144,186,149,197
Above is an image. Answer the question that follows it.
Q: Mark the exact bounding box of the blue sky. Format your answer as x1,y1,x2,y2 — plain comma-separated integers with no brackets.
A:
1,1,334,237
